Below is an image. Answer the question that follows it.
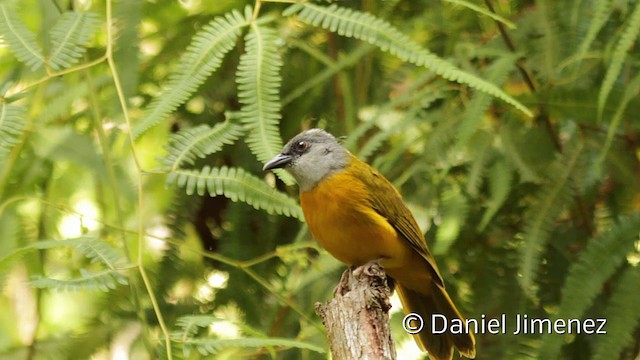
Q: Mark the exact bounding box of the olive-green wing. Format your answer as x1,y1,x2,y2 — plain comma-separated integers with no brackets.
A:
354,157,445,287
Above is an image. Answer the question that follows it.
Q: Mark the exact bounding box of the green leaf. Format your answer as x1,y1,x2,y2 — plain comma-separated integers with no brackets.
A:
0,237,130,292
573,0,612,66
519,143,583,296
167,166,304,220
0,102,26,157
456,55,515,148
285,3,532,117
499,123,543,183
0,2,45,70
465,131,494,196
592,265,640,360
133,8,250,138
47,12,101,71
443,0,516,29
539,213,640,359
161,116,245,171
181,337,324,356
478,159,512,231
434,188,469,255
30,268,128,292
598,0,640,119
237,22,294,185
598,71,640,165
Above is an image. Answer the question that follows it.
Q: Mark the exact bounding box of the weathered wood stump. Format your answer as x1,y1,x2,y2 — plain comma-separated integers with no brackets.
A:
315,261,397,360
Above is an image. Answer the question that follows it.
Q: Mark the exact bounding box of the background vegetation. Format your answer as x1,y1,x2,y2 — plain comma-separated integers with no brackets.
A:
0,0,639,359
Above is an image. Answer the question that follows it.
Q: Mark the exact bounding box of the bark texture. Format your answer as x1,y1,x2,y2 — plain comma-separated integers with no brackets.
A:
315,261,397,360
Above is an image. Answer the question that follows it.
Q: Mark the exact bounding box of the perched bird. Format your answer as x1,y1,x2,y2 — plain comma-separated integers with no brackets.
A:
263,128,475,360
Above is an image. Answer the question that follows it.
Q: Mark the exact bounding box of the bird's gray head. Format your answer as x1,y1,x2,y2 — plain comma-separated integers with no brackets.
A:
263,129,349,191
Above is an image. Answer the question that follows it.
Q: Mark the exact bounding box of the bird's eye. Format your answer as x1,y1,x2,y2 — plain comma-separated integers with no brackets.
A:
295,141,308,152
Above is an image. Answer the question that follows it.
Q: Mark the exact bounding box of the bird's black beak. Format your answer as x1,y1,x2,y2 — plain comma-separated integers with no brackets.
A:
263,153,292,171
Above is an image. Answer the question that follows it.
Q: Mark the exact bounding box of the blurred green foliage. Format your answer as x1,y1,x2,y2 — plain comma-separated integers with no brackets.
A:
0,0,639,359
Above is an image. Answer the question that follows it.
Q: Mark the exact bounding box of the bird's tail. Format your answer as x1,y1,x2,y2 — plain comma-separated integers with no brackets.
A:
397,284,476,360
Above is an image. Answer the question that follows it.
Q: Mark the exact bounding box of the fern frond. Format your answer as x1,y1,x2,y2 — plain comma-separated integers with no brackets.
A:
133,8,250,138
39,75,110,124
598,71,640,164
2,238,130,292
47,11,101,71
167,166,303,220
538,213,640,359
0,2,45,70
456,55,515,148
113,0,142,99
433,188,469,255
519,143,583,296
573,0,612,66
173,315,217,341
284,3,532,117
30,268,128,292
478,159,512,231
282,42,374,107
465,131,493,196
357,104,427,161
0,103,26,156
499,124,542,183
237,23,294,185
598,0,640,119
442,0,516,29
73,238,129,268
592,265,640,360
161,117,244,171
173,315,276,343
181,337,324,356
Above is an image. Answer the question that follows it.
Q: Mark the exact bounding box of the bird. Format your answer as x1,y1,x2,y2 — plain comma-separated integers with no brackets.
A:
263,128,476,360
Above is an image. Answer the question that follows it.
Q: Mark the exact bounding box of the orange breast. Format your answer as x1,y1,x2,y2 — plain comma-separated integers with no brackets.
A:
300,167,413,268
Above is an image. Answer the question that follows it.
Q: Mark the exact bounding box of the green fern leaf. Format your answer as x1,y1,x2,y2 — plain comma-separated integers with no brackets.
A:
598,71,640,165
456,55,515,148
478,159,512,231
30,268,128,292
182,337,324,356
357,104,428,161
592,265,640,360
519,143,583,296
0,238,128,265
0,103,26,156
161,117,245,171
433,188,469,255
0,237,129,289
443,0,516,29
0,2,45,70
173,315,217,341
73,238,129,268
237,23,294,185
133,8,250,138
598,0,640,119
167,166,303,220
47,11,101,71
499,124,543,183
465,131,493,196
573,0,612,66
283,43,374,107
538,213,640,359
285,3,532,117
39,75,110,124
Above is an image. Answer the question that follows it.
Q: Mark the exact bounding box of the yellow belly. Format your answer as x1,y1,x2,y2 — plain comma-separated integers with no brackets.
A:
300,171,412,267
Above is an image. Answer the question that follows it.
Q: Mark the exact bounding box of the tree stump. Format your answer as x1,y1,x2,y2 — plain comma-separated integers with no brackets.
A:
315,261,397,360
